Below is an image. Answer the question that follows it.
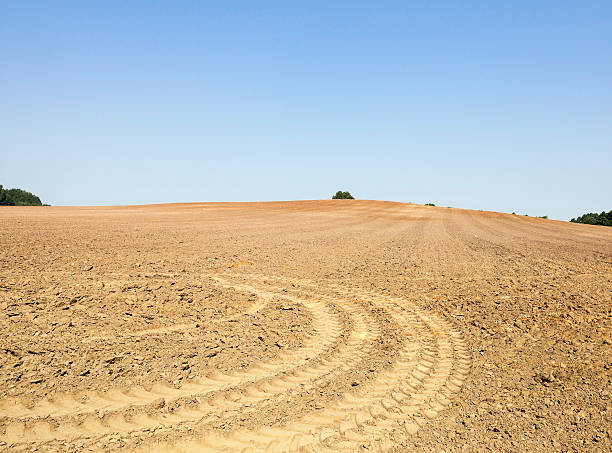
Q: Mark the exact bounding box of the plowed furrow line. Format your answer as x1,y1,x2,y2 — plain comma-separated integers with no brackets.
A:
84,291,267,344
85,322,198,343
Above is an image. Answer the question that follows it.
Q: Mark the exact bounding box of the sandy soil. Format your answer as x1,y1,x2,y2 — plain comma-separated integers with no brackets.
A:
0,200,610,452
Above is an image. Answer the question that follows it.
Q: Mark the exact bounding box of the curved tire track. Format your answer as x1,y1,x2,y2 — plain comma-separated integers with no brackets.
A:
127,274,470,453
0,279,370,446
0,275,470,452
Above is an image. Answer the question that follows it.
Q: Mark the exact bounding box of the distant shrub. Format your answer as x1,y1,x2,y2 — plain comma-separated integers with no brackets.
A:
570,210,612,226
332,191,354,200
425,203,435,206
0,185,45,206
538,215,548,219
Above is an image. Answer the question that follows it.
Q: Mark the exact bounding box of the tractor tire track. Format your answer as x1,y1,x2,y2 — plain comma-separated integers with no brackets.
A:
1,278,384,448
122,274,470,453
0,280,342,444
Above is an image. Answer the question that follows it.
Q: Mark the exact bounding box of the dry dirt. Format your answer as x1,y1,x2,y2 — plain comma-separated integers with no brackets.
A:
0,200,610,452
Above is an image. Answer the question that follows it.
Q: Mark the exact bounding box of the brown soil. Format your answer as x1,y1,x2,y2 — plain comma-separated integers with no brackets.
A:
0,200,610,452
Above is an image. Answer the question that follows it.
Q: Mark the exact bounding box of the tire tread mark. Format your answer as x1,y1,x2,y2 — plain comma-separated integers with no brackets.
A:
1,282,381,446
153,275,470,453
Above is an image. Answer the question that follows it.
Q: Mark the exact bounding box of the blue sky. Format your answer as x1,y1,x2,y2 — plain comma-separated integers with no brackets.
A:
1,1,610,219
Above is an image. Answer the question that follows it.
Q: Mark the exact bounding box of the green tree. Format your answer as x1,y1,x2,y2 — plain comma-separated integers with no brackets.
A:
0,185,13,206
0,185,45,206
332,190,354,200
570,210,612,226
4,188,42,206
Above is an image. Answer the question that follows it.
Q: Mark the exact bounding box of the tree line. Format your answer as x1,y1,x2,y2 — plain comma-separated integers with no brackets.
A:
570,210,612,227
0,185,45,206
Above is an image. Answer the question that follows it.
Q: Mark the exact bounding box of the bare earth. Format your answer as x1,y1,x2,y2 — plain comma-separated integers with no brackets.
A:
0,200,610,452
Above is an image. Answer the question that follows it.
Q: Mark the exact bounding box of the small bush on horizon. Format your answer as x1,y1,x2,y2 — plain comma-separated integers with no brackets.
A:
332,191,354,200
425,203,435,206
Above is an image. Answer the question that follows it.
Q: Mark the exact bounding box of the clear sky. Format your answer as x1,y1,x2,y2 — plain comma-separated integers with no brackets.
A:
1,1,610,220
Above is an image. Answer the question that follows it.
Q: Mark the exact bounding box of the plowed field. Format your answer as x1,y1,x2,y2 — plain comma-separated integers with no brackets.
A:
0,200,610,452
